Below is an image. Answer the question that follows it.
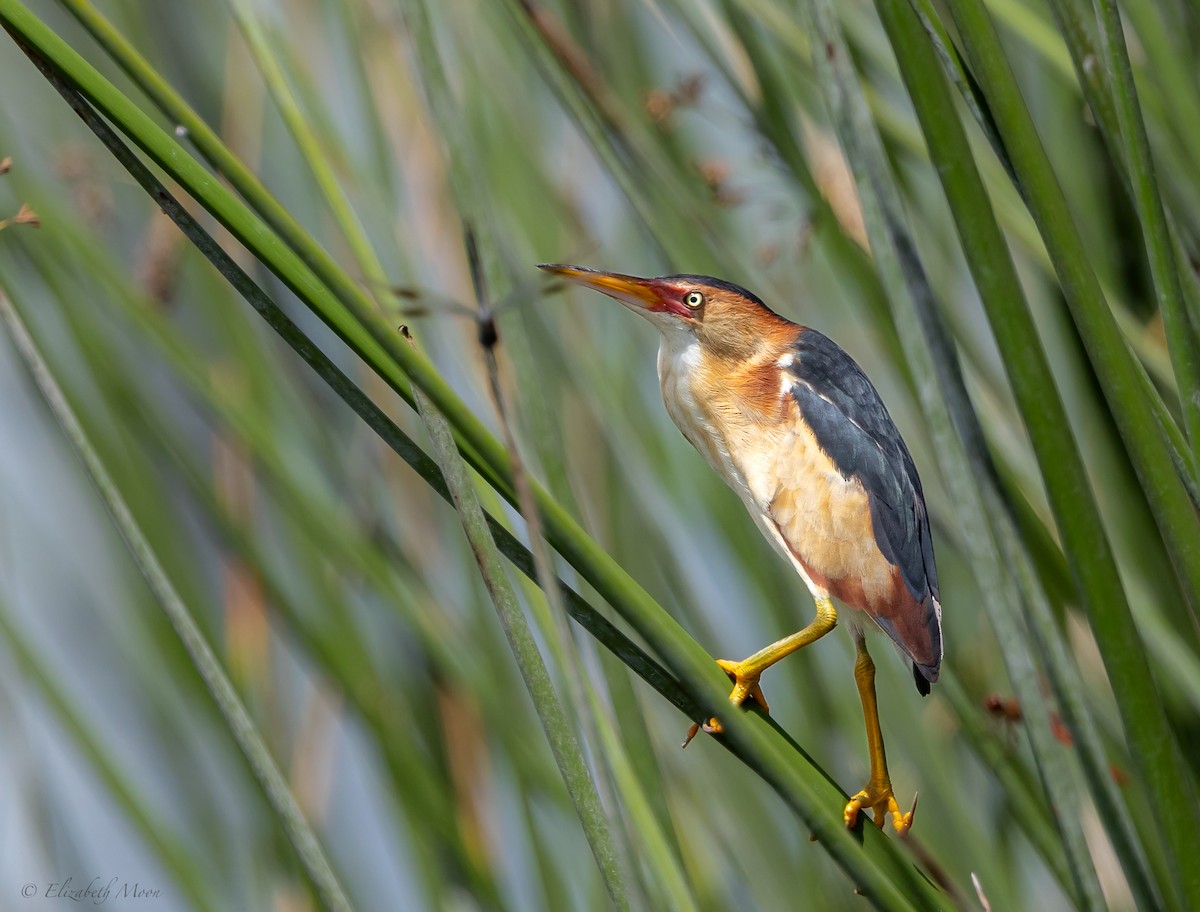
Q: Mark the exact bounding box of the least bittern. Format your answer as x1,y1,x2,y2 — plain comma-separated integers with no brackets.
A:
540,264,942,835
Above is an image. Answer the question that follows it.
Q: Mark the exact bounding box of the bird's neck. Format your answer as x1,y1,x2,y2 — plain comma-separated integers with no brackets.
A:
656,327,795,457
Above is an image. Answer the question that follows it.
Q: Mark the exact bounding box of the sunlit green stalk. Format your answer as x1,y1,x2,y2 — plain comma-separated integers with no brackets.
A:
938,0,1200,617
910,0,1200,502
1090,0,1200,473
875,1,1163,906
794,0,1107,904
938,0,1200,904
1103,0,1200,197
223,0,393,300
1033,0,1200,336
54,0,397,326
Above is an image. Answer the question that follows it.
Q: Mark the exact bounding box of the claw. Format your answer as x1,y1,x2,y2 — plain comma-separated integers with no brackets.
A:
681,714,726,749
681,714,726,748
682,723,700,749
680,659,769,747
900,791,918,835
897,787,921,835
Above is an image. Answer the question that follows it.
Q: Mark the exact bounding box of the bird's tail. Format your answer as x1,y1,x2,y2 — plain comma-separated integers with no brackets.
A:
910,595,942,696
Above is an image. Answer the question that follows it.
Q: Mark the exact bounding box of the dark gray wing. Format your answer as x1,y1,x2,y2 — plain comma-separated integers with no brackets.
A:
788,329,939,607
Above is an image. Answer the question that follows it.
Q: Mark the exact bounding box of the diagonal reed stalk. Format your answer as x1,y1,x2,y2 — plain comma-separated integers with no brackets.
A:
934,1,1200,906
1089,0,1200,471
410,328,631,911
10,0,1198,907
0,4,948,905
793,0,1106,904
876,1,1164,906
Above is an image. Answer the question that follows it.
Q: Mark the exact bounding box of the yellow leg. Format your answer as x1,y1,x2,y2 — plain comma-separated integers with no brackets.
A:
683,596,837,746
843,633,916,836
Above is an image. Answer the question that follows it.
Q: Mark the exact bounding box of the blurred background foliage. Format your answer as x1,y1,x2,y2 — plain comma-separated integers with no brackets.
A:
1,0,1199,909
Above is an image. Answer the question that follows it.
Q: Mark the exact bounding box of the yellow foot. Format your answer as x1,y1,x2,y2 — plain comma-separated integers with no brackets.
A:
844,784,917,836
681,659,770,748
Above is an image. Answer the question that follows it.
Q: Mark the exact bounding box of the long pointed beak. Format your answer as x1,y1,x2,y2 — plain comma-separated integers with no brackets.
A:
538,263,670,315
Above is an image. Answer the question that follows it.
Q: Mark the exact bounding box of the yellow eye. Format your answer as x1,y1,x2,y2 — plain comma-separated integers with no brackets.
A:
685,291,705,309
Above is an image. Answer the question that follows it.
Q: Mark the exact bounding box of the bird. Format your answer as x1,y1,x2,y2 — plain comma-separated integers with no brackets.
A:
538,264,941,835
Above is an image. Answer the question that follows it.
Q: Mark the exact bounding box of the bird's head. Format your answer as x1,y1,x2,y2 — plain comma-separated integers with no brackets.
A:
538,264,787,360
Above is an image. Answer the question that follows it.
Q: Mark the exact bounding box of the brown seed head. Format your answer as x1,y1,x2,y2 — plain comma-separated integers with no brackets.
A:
13,203,40,228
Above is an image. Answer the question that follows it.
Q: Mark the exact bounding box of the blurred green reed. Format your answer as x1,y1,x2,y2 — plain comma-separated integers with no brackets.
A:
1,0,1198,909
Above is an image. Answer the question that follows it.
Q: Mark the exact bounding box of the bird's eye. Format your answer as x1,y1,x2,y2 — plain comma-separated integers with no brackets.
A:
684,291,705,309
